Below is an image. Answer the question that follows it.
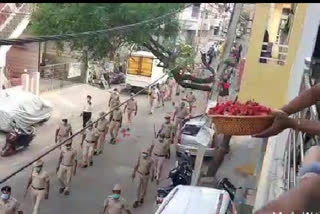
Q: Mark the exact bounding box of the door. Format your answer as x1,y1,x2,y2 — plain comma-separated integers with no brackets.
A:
127,56,153,77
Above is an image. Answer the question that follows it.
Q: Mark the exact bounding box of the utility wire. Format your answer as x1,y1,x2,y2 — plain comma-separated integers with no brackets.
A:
0,4,191,46
0,66,176,184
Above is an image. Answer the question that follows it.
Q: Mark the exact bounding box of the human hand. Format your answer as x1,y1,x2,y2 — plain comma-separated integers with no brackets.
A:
253,111,295,138
131,172,135,180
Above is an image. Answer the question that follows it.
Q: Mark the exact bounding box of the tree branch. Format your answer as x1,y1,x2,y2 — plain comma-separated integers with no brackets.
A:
143,42,169,67
148,35,172,56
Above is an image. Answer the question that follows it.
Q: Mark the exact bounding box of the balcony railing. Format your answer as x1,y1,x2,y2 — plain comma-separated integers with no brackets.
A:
283,72,319,190
259,42,288,66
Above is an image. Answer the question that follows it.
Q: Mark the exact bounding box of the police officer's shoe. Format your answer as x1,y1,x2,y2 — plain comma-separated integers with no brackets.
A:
81,164,88,168
126,128,130,131
132,201,140,208
99,151,103,155
94,151,98,156
156,179,160,185
90,160,93,166
64,190,70,196
59,187,65,194
140,198,144,204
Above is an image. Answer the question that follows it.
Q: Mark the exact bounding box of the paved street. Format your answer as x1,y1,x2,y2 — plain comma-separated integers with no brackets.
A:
0,83,207,213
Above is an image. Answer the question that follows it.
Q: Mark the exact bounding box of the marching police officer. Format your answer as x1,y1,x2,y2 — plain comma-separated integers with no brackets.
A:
185,91,196,114
150,134,170,184
25,160,50,214
131,147,154,208
56,142,77,196
148,86,159,115
95,112,110,155
81,121,99,168
0,186,23,214
55,116,73,148
109,107,122,144
102,184,131,214
157,115,175,159
123,93,137,131
109,89,121,121
172,102,189,137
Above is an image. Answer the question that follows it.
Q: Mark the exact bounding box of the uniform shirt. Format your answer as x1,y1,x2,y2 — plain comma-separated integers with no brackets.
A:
159,122,174,138
137,153,153,175
126,99,137,111
168,79,176,89
103,196,129,214
152,139,170,156
110,99,120,109
83,102,93,113
175,106,189,120
31,170,50,189
110,93,120,106
61,147,77,166
85,128,99,142
97,118,109,132
150,89,159,99
112,109,122,121
0,198,20,214
58,123,72,137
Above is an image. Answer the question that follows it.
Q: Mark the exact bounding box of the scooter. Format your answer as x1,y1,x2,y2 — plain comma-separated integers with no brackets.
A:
1,122,35,157
156,151,193,206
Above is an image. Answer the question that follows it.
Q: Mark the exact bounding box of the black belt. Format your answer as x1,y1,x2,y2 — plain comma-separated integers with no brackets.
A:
98,129,105,132
85,140,95,144
61,164,73,167
165,137,171,139
154,153,165,157
128,109,135,111
137,171,150,176
32,186,45,190
177,117,184,120
112,119,121,122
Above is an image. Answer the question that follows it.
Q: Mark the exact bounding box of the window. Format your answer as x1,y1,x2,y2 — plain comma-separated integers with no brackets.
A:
192,3,200,18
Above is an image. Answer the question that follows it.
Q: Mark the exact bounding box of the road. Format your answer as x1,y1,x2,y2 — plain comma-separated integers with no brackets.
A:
0,83,208,214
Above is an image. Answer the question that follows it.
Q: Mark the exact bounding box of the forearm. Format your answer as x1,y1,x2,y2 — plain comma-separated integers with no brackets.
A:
281,83,320,115
293,119,320,136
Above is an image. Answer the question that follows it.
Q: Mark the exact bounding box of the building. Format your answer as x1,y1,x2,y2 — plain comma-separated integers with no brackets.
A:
0,3,39,92
178,3,233,51
236,3,320,210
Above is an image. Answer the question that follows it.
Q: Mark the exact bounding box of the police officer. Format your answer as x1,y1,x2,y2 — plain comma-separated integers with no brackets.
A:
81,121,99,168
185,91,196,114
150,134,170,184
55,116,73,147
131,147,154,208
172,102,189,137
148,86,159,115
56,142,77,196
157,115,175,159
0,186,23,214
95,112,110,155
102,184,131,214
157,83,165,107
109,107,122,144
109,89,121,121
81,95,93,128
123,93,137,131
25,160,50,214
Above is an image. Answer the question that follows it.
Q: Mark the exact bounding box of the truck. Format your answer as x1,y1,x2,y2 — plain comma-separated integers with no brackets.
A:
125,51,167,92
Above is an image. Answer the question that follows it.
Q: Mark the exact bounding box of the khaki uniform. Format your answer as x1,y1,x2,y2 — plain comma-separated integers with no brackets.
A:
0,197,20,214
82,128,99,165
159,122,174,144
186,94,196,114
125,99,137,126
57,123,72,144
135,153,153,202
58,147,77,193
96,118,109,153
30,171,50,214
109,109,122,140
158,85,166,106
103,196,129,214
174,106,189,135
109,99,120,122
149,89,158,114
152,139,170,180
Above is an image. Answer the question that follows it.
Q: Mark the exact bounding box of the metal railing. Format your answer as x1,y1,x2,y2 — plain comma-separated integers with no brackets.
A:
283,73,320,190
259,42,288,65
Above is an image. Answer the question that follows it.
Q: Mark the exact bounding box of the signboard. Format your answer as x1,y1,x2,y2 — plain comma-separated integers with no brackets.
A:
68,63,81,78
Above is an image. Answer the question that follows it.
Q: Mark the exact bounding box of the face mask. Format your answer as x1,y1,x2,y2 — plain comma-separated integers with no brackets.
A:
66,146,71,150
112,194,120,200
1,193,9,200
142,153,148,158
35,167,42,173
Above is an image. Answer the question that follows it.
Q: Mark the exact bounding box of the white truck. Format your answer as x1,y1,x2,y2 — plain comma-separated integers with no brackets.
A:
125,51,167,92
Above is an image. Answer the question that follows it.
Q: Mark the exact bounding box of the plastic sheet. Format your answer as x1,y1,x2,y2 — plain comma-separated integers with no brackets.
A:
0,87,52,133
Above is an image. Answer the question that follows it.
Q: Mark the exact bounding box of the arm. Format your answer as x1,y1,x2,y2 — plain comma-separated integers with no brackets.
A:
281,83,320,115
55,128,60,143
73,152,77,175
56,152,63,173
132,155,140,180
135,102,138,115
103,199,108,214
45,177,50,199
124,104,127,114
293,119,320,136
157,125,163,138
81,133,86,147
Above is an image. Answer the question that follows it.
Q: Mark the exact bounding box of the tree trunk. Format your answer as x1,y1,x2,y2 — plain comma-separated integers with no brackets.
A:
40,41,47,65
81,50,88,83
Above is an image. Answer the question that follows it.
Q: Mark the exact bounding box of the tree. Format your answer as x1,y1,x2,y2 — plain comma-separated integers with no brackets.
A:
31,3,216,88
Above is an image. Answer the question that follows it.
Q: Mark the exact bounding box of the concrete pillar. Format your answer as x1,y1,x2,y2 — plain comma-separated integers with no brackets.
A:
21,73,30,92
30,71,40,95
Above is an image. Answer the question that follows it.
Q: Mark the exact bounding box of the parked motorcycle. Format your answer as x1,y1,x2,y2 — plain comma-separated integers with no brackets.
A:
216,177,237,200
1,121,35,157
156,151,193,206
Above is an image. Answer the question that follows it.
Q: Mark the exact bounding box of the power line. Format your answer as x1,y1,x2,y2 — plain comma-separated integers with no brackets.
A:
0,66,176,184
0,4,191,46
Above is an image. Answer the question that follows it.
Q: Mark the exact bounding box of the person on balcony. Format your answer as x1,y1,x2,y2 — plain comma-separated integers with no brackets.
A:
254,83,320,213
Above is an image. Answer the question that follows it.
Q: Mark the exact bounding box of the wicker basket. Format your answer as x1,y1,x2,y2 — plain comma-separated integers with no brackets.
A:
209,114,275,136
